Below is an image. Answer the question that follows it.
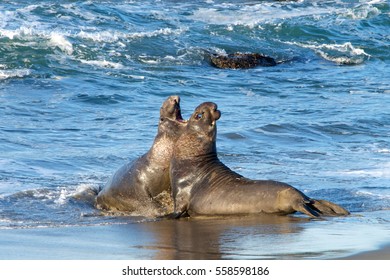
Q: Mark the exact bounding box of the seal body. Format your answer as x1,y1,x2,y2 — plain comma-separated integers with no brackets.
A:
96,96,186,216
210,52,276,69
170,102,349,218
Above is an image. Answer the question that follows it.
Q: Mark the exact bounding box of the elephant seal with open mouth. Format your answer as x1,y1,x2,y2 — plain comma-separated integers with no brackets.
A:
170,102,349,218
96,96,187,216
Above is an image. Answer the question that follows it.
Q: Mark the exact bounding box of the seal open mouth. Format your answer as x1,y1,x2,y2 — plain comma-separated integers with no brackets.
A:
161,95,188,124
175,105,186,123
172,97,187,124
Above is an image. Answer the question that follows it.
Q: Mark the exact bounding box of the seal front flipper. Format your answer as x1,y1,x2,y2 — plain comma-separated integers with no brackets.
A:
157,210,188,220
312,199,350,216
296,202,321,218
172,198,190,219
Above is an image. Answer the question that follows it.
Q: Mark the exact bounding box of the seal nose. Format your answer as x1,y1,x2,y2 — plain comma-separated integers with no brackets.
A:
209,103,220,121
213,109,221,121
171,95,180,105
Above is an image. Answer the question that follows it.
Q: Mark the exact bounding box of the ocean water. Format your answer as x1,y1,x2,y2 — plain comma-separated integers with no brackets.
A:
0,0,389,259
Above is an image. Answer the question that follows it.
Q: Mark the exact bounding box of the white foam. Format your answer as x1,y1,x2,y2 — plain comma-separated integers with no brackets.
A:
356,190,390,200
339,163,390,178
54,184,98,205
189,4,338,27
48,33,74,55
0,69,31,80
79,59,124,69
132,27,187,39
77,30,121,43
128,75,145,80
285,41,370,65
77,27,185,43
344,3,381,20
55,188,70,205
0,26,74,55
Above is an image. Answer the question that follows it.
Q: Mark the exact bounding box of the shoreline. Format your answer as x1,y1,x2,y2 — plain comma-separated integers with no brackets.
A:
0,219,389,260
338,243,390,260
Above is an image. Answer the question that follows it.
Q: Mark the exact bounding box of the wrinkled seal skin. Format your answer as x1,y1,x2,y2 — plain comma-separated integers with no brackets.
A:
170,102,350,218
96,96,187,217
210,52,277,69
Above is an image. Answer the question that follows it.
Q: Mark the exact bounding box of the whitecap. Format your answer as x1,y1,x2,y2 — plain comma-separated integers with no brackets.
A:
0,69,31,80
128,75,145,80
343,3,381,20
0,25,74,55
53,184,97,205
338,163,390,178
48,33,74,55
77,30,121,43
77,27,185,43
128,27,187,39
138,56,159,64
54,188,70,205
285,42,370,65
356,190,390,200
189,4,339,27
79,59,124,69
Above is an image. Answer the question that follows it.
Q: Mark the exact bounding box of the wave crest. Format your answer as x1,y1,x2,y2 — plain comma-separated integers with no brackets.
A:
0,68,31,80
287,42,370,65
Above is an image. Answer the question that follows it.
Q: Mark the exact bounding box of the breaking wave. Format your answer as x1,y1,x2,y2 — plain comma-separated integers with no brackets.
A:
285,42,370,65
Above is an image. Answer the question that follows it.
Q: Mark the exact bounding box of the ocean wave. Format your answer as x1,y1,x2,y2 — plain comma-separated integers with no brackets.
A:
0,184,101,229
77,27,186,43
0,27,74,55
78,59,124,69
0,183,154,230
306,187,390,213
137,47,205,66
48,33,73,55
340,168,390,179
74,93,129,105
0,69,31,80
343,3,381,20
189,3,340,27
285,41,370,65
356,190,390,200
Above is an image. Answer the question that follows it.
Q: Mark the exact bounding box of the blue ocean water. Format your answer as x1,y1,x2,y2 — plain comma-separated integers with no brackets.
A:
0,0,389,259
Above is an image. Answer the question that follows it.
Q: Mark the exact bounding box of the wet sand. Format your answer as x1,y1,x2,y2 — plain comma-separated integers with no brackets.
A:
340,244,390,260
1,215,389,260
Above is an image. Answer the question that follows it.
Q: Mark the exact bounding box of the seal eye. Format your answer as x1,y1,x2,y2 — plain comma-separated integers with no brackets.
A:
160,117,164,122
195,113,203,120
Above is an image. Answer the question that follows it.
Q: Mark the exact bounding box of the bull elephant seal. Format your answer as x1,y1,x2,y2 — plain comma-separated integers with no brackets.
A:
170,102,349,218
96,95,187,216
209,52,277,69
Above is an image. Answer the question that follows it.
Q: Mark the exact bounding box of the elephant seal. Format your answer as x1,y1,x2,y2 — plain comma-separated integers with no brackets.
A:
96,95,187,216
170,102,349,218
209,52,277,69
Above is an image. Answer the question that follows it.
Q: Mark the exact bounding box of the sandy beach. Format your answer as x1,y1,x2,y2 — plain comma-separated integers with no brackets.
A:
1,215,389,260
340,244,390,260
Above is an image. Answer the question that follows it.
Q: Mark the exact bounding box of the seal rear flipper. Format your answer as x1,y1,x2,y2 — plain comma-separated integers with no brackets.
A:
313,199,350,216
296,202,321,218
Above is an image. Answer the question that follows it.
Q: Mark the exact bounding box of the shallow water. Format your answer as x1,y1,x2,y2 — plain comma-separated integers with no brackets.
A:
0,0,389,259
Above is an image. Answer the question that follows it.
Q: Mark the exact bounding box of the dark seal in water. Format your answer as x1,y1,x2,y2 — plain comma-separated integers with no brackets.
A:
210,52,277,69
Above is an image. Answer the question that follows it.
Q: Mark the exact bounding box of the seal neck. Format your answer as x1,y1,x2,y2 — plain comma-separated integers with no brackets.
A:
174,132,217,160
